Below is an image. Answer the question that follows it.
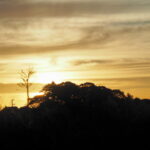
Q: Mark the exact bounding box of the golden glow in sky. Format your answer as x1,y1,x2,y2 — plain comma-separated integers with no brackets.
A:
36,72,66,84
0,0,150,107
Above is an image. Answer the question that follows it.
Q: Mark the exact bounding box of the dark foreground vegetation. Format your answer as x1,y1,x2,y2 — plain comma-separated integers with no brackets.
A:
0,82,150,148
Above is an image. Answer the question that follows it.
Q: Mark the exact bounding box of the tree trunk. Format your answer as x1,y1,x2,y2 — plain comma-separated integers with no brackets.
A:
27,84,30,105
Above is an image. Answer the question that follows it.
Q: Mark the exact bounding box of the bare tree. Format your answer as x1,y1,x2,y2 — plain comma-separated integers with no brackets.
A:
18,68,35,105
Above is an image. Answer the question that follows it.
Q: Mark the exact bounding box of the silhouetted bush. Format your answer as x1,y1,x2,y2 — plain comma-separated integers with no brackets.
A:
0,81,149,148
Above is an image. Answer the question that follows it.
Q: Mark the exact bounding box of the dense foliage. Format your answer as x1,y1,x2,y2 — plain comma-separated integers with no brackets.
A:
0,81,150,148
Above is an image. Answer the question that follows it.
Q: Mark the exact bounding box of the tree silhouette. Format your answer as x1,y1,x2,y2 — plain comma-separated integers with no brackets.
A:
41,81,80,103
18,68,35,105
0,81,149,148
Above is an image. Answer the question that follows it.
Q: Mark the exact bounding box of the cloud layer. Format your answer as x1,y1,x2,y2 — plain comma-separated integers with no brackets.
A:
0,0,149,99
0,0,150,18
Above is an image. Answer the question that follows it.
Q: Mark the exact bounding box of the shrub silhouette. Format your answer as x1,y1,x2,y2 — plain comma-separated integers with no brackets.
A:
0,81,149,148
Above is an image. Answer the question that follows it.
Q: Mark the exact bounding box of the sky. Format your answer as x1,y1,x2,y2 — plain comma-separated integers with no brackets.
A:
0,0,150,105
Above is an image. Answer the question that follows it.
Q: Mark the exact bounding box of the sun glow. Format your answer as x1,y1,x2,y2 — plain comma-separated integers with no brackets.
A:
36,72,65,84
31,92,44,98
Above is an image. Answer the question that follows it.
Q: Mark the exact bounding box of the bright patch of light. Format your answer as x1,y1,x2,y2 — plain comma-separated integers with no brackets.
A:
36,72,65,84
31,92,44,98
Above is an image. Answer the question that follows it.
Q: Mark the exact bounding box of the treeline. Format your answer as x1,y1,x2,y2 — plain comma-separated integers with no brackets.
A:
0,81,150,148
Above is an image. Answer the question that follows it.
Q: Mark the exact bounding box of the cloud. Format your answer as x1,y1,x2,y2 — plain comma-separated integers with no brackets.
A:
0,23,150,57
70,58,150,74
0,83,44,93
72,59,114,66
0,0,150,18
